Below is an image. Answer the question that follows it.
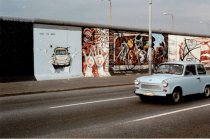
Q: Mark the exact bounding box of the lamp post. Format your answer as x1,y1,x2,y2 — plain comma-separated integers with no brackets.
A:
101,0,112,25
200,21,210,29
109,0,112,25
148,0,152,75
163,12,175,32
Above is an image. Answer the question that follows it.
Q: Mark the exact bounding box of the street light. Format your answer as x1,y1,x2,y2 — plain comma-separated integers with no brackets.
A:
163,12,175,32
101,0,112,25
148,0,152,75
200,21,210,29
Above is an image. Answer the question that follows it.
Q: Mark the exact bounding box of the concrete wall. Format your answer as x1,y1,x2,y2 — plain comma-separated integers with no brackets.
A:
1,18,209,82
0,20,34,82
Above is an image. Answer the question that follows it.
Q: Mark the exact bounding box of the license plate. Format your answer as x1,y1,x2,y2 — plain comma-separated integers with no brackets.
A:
143,92,154,96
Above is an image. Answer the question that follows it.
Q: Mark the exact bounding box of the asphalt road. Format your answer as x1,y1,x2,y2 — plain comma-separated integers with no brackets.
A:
0,85,210,138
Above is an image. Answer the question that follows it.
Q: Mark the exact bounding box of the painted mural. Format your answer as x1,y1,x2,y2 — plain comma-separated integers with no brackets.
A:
168,35,210,67
82,28,110,77
33,25,83,80
197,38,210,66
109,31,168,73
152,33,168,69
2,18,210,82
52,47,71,69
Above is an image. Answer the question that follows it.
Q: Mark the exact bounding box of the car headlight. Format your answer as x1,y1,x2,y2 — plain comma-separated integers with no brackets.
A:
134,79,140,85
162,80,168,87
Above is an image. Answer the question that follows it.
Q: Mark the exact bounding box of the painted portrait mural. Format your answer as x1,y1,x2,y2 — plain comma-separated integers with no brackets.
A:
82,28,110,77
168,35,210,67
109,31,168,73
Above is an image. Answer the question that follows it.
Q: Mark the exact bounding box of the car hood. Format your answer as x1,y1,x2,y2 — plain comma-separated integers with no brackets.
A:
136,74,180,84
55,55,69,60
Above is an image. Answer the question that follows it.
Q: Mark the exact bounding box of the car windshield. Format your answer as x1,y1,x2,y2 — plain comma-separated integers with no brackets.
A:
55,50,67,55
155,64,183,75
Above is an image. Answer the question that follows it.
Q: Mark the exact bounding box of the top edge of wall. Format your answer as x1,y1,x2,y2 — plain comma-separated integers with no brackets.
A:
1,16,210,38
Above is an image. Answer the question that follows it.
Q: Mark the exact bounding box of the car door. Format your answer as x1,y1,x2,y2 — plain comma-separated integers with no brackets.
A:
181,65,201,95
196,64,207,93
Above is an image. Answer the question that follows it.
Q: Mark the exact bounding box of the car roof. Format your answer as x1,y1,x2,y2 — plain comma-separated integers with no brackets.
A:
162,61,201,66
55,47,67,50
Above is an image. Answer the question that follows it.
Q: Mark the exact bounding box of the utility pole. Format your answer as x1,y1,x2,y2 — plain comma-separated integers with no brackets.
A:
148,0,152,75
109,0,112,25
163,12,175,32
101,0,112,25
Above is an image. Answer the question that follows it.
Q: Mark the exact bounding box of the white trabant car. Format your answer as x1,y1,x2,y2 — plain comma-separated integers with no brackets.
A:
52,47,71,67
134,61,210,103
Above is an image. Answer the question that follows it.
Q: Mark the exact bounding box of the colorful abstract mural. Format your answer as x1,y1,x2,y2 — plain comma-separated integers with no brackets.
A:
109,31,168,73
152,33,168,69
115,33,147,64
168,35,210,67
82,28,110,77
193,37,210,66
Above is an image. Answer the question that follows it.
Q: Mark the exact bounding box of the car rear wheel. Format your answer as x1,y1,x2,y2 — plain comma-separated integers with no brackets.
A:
203,86,210,98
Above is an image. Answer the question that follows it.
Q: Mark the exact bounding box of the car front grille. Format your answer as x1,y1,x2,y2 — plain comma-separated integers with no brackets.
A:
141,83,161,90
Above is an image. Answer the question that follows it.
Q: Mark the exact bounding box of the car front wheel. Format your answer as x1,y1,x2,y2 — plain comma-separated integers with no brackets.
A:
203,86,210,98
169,89,182,104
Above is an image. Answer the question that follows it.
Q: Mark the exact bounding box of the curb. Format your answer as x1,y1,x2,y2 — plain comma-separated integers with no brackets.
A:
0,83,134,97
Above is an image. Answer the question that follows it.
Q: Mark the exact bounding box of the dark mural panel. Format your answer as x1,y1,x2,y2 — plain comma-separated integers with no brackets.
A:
109,30,168,74
0,20,34,82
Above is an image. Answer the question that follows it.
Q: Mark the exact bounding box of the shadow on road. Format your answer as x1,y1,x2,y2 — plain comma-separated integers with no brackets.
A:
138,94,208,105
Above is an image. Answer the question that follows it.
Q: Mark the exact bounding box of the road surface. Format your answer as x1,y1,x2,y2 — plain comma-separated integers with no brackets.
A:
0,85,210,138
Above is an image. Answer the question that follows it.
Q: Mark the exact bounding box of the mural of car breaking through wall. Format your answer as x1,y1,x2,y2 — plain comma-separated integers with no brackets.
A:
33,24,83,80
1,19,210,81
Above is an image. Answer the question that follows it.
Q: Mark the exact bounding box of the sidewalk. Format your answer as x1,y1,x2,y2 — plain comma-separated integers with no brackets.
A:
1,70,210,97
0,73,146,97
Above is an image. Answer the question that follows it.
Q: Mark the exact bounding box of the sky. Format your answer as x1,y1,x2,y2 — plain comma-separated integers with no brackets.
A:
1,0,210,36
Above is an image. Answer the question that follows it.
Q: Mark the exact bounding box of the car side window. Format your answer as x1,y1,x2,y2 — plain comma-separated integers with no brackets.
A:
197,65,206,75
185,65,196,75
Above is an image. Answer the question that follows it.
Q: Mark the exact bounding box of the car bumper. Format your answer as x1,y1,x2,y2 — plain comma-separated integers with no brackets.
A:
134,89,167,97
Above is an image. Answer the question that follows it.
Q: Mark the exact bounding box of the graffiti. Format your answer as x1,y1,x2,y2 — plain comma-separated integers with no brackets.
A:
178,38,210,65
178,39,200,61
82,28,110,77
114,33,148,69
169,35,210,67
111,32,168,72
193,38,210,66
152,34,168,69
